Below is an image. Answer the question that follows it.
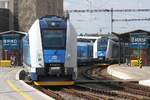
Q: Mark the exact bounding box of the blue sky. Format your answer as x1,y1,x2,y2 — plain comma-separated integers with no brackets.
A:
64,0,150,34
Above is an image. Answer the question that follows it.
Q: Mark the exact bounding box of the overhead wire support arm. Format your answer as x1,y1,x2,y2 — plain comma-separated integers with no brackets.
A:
112,9,150,12
113,18,150,22
66,9,150,13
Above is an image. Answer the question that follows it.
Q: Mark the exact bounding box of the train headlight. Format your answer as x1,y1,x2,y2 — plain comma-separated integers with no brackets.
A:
51,22,56,26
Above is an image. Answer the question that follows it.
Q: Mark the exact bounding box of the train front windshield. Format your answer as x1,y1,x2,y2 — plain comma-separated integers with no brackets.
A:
97,38,108,60
98,38,108,51
42,30,66,49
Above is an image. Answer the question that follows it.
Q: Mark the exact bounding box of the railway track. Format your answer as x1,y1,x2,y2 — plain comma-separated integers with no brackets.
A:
38,86,103,100
26,65,150,100
82,65,150,99
40,88,63,100
38,86,142,100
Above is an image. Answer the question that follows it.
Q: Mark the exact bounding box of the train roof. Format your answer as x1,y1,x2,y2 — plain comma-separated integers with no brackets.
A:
40,15,65,20
77,36,101,39
77,38,96,43
77,35,119,42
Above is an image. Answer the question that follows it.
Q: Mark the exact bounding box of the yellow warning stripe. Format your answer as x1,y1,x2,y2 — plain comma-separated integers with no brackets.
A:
6,80,32,100
34,81,74,86
96,63,109,67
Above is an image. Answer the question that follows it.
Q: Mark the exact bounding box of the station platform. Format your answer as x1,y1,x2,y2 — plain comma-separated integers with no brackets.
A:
107,64,150,87
0,67,54,100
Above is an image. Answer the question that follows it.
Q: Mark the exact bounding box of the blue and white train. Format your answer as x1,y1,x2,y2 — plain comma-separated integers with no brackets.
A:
97,37,119,63
77,38,98,65
23,15,77,84
77,36,119,64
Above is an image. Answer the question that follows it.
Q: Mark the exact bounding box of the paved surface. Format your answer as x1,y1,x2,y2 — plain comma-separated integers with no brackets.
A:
0,67,54,100
107,64,150,87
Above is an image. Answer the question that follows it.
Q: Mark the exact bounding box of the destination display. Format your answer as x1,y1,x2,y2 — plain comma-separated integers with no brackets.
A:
130,33,148,49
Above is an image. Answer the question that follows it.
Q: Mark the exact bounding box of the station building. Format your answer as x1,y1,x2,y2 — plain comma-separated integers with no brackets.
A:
114,29,150,66
0,30,25,66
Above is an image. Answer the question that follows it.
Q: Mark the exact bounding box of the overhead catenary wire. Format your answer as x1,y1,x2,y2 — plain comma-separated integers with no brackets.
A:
113,18,150,22
66,8,150,22
65,7,150,33
66,9,150,13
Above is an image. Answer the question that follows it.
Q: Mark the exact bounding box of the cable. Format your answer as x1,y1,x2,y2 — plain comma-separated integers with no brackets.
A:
113,18,150,22
66,9,150,13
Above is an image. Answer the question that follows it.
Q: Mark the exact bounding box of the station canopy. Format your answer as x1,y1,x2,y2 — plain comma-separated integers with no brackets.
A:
112,29,150,42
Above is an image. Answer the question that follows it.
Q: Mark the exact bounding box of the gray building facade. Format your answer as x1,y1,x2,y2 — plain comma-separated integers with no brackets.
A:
18,0,63,32
0,8,9,32
0,0,16,31
0,0,63,32
9,0,19,30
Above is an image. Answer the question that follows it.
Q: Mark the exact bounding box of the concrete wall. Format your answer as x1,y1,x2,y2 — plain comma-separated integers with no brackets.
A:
0,0,64,32
13,0,19,30
36,0,63,17
18,0,37,32
18,0,63,32
8,0,14,30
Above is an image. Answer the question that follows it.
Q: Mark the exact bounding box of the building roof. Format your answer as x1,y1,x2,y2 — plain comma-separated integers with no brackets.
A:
0,30,26,38
120,29,150,35
113,29,150,42
0,30,27,35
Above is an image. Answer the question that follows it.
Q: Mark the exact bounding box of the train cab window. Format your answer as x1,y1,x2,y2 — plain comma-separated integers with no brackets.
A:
97,38,108,51
41,30,66,49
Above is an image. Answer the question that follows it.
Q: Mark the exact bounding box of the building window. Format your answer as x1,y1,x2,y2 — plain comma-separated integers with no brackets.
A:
0,1,8,8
